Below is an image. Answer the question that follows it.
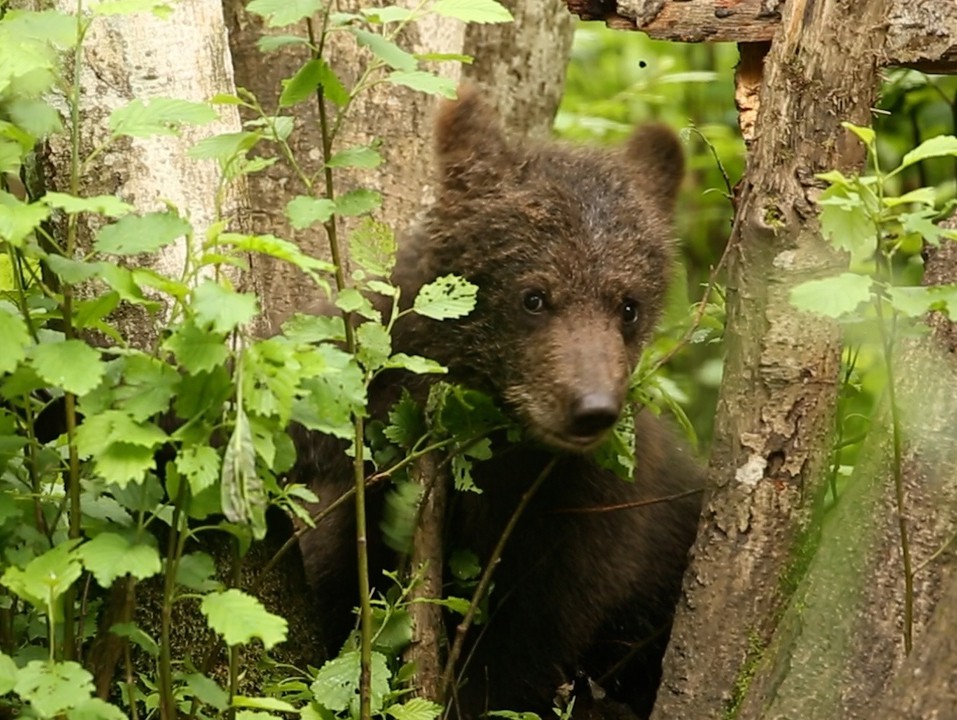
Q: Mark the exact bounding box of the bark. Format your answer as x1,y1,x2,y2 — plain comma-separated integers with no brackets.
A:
564,0,957,71
651,1,890,718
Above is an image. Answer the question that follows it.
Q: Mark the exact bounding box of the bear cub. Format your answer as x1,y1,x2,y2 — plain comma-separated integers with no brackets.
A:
298,87,703,720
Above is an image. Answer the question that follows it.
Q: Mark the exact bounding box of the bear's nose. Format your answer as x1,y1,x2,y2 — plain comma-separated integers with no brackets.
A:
570,392,621,439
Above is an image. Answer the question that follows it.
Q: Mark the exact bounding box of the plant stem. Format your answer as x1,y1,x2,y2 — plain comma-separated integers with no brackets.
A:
439,456,558,708
159,481,187,720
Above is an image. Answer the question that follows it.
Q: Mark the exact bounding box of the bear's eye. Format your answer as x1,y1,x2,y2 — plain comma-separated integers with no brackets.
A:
622,298,639,324
522,290,547,315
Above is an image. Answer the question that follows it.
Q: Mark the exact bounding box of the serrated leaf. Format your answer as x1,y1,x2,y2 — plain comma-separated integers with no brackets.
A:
336,288,381,321
43,191,134,217
31,339,104,396
0,306,29,374
413,274,477,320
387,70,456,98
163,321,229,374
0,652,17,695
360,5,411,23
314,59,349,106
349,217,395,277
14,660,94,718
356,322,391,371
192,280,259,333
175,552,221,591
246,0,322,26
327,145,382,169
817,188,875,263
281,313,345,343
886,285,957,318
385,353,446,374
840,121,875,147
109,97,218,138
94,211,191,256
351,28,417,71
0,197,49,247
1,540,82,616
221,407,266,539
279,59,323,108
183,673,229,710
286,195,336,229
67,697,129,720
432,0,513,23
386,697,443,720
896,134,957,173
789,273,873,319
384,390,425,448
188,131,261,163
335,188,382,216
78,532,161,587
176,445,222,496
219,232,334,277
92,442,158,488
44,254,105,283
311,651,391,714
200,589,288,649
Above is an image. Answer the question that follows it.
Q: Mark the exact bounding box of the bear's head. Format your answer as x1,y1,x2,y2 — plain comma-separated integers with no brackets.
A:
397,87,684,452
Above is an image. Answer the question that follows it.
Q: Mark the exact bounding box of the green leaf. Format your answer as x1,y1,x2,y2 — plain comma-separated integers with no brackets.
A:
351,28,417,71
109,98,218,138
94,211,191,256
896,134,957,173
327,145,382,169
383,390,425,448
279,59,322,108
110,622,160,657
66,698,128,720
14,660,94,718
175,552,222,591
789,273,873,319
90,0,174,16
221,407,266,539
840,121,875,147
385,353,446,374
335,188,382,217
413,274,477,319
188,130,261,163
163,321,229,374
232,697,297,713
349,217,395,278
282,313,345,343
0,196,49,247
246,0,322,26
93,443,159,488
313,59,349,106
311,651,391,714
183,673,229,710
78,532,162,586
432,0,513,22
817,188,875,264
386,697,443,720
200,588,288,649
75,411,168,457
176,445,222,496
0,652,18,695
192,280,259,333
387,71,456,98
286,195,336,229
43,191,134,217
356,322,391,371
360,5,412,23
886,285,957,318
0,306,29,374
1,540,82,617
336,288,381,321
31,339,104,396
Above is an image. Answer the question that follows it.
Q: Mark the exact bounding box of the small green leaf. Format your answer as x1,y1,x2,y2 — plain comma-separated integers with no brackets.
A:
221,407,266,539
413,274,477,319
360,5,412,23
886,285,957,318
387,71,456,98
183,673,229,710
175,552,221,591
351,28,417,71
232,697,297,713
94,211,191,256
163,321,229,374
109,97,218,138
349,217,395,277
188,130,261,163
286,195,336,229
385,353,446,374
279,59,322,108
0,196,49,247
817,188,875,264
110,622,160,657
200,589,288,650
92,442,159,488
327,145,382,169
356,322,391,371
335,189,382,217
789,273,873,319
246,0,322,26
314,59,349,106
78,531,162,587
31,339,104,396
0,652,18,695
383,390,425,448
386,697,444,720
432,0,513,22
67,697,129,720
192,280,259,333
840,121,875,147
0,306,29,374
896,134,957,173
311,651,391,714
91,0,173,16
1,540,82,617
336,288,381,321
43,191,134,217
14,660,94,718
176,445,222,496
256,34,313,53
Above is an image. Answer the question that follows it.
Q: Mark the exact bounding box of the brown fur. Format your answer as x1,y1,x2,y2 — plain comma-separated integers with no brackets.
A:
296,87,702,720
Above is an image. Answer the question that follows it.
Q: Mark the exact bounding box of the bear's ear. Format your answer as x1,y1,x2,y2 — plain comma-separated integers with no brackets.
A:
626,124,684,214
434,84,513,193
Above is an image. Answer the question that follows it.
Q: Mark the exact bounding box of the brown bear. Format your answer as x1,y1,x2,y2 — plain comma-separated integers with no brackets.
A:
297,87,703,720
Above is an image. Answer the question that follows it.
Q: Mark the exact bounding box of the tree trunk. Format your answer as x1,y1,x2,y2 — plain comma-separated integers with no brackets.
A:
652,1,890,717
